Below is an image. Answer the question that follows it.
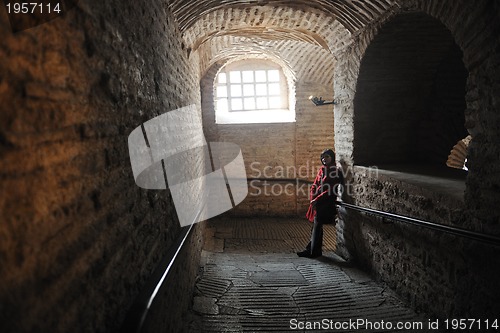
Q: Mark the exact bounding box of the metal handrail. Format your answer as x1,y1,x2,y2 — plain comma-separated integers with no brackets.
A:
120,214,198,333
246,177,311,183
247,177,500,246
337,202,500,246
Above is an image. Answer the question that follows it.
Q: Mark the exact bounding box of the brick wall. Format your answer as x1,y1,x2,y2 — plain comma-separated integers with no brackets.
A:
334,0,500,320
139,223,204,333
201,64,334,218
0,1,204,332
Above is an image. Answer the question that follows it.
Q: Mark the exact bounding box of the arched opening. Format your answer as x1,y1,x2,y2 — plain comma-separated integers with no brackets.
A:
214,59,296,124
353,12,468,177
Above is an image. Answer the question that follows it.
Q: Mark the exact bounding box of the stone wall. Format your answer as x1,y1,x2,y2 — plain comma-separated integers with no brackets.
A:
345,166,500,319
334,0,500,320
0,1,204,332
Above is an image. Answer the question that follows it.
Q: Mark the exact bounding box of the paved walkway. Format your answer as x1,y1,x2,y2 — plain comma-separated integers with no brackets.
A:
187,217,433,332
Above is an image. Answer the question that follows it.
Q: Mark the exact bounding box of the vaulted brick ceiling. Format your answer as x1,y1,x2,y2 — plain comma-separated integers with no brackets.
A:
169,0,397,85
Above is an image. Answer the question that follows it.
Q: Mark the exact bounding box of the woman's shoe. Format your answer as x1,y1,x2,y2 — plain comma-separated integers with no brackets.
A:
297,250,310,257
297,250,322,258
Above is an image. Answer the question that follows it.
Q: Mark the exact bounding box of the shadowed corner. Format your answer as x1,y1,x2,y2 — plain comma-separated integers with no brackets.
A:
3,0,79,32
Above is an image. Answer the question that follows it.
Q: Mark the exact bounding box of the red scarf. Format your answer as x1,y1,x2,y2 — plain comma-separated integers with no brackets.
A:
305,165,339,222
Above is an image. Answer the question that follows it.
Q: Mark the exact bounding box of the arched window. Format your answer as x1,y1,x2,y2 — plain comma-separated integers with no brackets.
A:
214,59,295,124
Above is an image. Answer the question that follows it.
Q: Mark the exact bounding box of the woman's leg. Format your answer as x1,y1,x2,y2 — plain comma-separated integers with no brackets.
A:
310,216,323,255
297,217,323,257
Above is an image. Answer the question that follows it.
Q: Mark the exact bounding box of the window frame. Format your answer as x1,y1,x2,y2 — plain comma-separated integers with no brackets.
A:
214,60,295,124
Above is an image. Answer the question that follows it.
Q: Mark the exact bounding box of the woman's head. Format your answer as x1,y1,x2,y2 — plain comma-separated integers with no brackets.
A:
320,149,335,166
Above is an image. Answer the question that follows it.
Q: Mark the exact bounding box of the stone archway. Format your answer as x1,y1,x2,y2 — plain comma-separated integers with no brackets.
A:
353,12,468,168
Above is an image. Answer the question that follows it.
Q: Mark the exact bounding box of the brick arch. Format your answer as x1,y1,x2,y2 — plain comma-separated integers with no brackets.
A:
171,0,397,34
182,5,343,53
200,41,297,83
198,35,335,87
335,1,498,163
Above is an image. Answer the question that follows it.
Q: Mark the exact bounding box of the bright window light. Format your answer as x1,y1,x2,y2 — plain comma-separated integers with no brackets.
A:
229,71,241,83
217,99,228,112
214,60,295,124
216,86,227,98
244,98,255,110
231,98,243,110
242,71,254,83
269,97,281,108
268,70,280,81
230,85,242,97
218,73,226,84
243,84,254,96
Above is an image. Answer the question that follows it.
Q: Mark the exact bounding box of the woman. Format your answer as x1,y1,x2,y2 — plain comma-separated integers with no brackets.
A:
297,149,344,258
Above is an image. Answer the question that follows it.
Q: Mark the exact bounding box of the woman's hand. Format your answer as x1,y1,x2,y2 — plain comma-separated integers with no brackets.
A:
310,200,317,209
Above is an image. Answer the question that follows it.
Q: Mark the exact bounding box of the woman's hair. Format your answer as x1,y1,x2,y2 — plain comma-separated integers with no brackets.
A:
321,148,335,159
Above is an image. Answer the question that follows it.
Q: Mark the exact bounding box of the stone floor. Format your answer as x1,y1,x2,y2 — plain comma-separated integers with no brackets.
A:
187,216,435,332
